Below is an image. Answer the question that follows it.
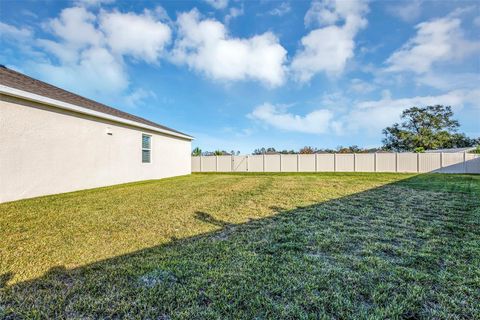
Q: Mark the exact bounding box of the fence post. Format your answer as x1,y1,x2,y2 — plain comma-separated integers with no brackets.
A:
440,152,443,172
216,155,218,172
200,155,203,172
246,155,249,172
334,153,337,172
315,154,317,172
463,152,466,173
280,154,282,172
353,153,356,172
395,153,398,173
417,153,419,173
374,153,377,172
297,154,299,172
231,154,234,172
263,154,265,172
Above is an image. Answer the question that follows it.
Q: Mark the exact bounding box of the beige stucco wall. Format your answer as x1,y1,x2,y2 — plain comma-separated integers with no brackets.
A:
0,95,191,203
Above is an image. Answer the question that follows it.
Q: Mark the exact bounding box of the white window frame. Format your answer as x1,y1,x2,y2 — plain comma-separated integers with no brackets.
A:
142,133,152,163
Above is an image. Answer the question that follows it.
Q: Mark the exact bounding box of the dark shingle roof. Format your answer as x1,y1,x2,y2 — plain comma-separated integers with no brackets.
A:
0,66,192,139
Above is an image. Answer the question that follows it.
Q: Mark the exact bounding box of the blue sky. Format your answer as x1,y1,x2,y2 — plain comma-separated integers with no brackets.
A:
1,0,479,153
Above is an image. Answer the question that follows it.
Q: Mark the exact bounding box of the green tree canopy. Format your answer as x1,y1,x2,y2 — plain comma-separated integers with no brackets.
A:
382,105,478,152
191,147,202,156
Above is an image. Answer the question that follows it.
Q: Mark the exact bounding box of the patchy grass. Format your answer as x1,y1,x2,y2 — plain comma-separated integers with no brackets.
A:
1,173,479,319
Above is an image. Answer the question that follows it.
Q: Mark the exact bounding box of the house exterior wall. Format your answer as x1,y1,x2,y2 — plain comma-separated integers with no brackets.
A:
0,95,191,203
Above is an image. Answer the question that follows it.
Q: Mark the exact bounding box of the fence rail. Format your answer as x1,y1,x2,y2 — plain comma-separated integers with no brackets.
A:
192,153,480,174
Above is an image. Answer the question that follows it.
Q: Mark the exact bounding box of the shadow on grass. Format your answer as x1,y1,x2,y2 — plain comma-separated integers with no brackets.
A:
194,211,231,228
1,175,479,319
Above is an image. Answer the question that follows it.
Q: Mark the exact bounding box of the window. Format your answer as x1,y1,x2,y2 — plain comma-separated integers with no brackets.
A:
142,134,151,163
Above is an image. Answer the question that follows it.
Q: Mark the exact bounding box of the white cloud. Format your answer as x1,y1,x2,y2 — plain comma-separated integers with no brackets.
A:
204,0,228,10
225,6,244,24
153,6,172,24
0,22,33,39
35,46,128,97
37,39,79,63
124,88,156,108
291,26,358,80
75,0,115,7
341,89,480,134
292,0,369,82
248,103,334,134
100,10,171,62
48,6,103,48
416,72,480,91
386,0,422,23
32,5,172,104
349,78,376,94
385,16,480,74
171,9,287,87
268,2,291,17
303,0,368,28
249,89,480,136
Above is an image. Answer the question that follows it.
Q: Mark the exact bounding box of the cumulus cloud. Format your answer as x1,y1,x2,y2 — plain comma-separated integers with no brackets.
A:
416,72,480,91
75,0,115,7
248,103,334,134
0,22,33,39
268,2,291,17
35,46,129,97
249,89,480,135
29,5,172,104
341,89,480,134
386,0,422,23
224,6,244,24
204,0,228,10
100,10,171,62
291,0,369,82
385,16,480,74
48,6,103,48
349,78,376,94
124,88,156,108
171,9,287,87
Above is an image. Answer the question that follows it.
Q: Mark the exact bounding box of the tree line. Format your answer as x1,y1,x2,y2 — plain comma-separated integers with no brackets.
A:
192,105,479,156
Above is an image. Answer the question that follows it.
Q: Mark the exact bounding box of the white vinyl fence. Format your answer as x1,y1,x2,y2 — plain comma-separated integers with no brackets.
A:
192,153,480,174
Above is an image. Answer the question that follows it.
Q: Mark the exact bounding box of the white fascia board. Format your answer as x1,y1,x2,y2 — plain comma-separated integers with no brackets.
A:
0,85,194,141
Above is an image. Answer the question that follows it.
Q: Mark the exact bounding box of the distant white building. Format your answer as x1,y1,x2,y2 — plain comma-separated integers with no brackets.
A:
0,66,193,203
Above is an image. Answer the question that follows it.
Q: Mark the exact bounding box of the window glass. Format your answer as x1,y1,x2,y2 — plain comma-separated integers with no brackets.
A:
142,134,151,163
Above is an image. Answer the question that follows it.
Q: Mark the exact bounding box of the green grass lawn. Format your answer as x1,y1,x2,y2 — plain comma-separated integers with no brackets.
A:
1,173,479,319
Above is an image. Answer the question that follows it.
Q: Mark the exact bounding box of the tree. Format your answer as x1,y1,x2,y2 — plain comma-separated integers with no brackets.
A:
382,105,477,151
253,147,266,155
253,147,277,155
299,146,316,154
337,145,364,153
191,147,202,156
471,146,480,154
280,149,295,154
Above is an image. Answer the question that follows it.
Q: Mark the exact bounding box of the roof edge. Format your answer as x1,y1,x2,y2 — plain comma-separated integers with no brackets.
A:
0,85,194,141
